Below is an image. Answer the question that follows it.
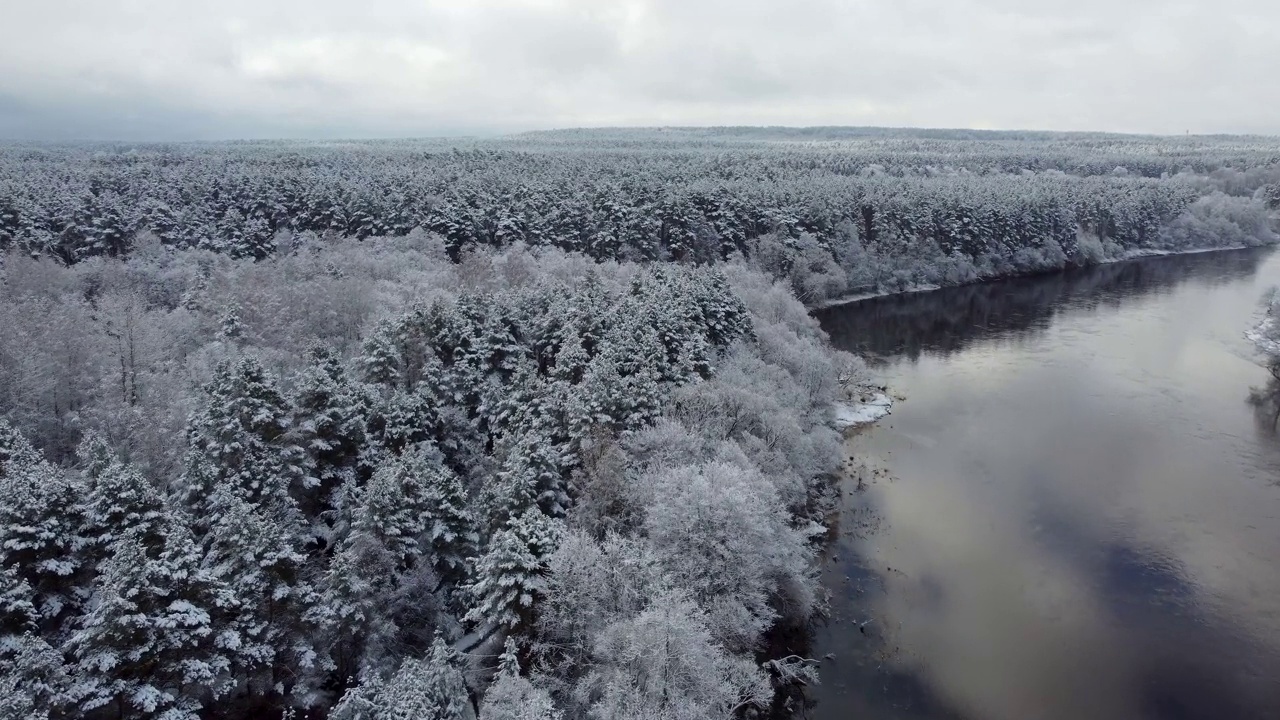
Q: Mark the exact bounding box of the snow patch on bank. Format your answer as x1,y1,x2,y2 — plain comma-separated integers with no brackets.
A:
816,284,941,309
1121,244,1250,261
1248,316,1280,356
833,392,893,430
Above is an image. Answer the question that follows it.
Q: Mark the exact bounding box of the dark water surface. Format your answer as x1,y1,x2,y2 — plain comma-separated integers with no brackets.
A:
809,249,1280,720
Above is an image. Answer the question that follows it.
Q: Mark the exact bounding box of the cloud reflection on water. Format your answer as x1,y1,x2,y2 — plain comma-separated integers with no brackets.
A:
813,248,1280,720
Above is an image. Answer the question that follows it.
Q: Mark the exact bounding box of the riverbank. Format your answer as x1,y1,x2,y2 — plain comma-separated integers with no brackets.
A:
815,242,1266,311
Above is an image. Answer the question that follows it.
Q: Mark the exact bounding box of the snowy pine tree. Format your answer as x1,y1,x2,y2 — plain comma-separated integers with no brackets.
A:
328,634,473,720
290,346,367,527
360,322,403,390
182,357,303,517
401,445,478,585
220,304,246,341
314,447,452,679
0,419,41,473
0,434,88,633
0,632,69,720
478,638,562,720
0,562,69,720
203,487,319,707
68,525,237,720
80,456,168,556
75,431,116,483
487,428,573,523
465,509,561,632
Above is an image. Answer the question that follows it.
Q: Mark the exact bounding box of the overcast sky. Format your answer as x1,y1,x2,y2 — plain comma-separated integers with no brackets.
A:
2,0,1277,140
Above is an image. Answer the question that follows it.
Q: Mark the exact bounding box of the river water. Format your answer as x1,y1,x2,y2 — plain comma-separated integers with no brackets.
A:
808,248,1280,720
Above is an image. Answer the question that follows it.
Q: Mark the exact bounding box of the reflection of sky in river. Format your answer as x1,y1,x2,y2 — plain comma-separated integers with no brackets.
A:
811,249,1280,720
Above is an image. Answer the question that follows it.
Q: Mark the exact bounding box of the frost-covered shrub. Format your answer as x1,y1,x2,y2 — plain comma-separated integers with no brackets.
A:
578,592,771,720
639,462,819,648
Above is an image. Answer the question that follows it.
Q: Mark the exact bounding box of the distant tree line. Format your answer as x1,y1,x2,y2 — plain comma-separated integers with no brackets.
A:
1,130,1276,305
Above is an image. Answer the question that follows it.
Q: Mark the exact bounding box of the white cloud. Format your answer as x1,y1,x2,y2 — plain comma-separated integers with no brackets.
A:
1,0,1277,139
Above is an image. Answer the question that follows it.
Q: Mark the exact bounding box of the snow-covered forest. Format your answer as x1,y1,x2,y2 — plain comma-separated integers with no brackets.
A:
2,128,1278,305
0,233,864,719
2,128,1279,720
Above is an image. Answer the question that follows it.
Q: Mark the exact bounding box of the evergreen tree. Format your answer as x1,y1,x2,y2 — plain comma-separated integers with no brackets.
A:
75,431,116,483
220,304,245,341
0,439,88,633
80,457,168,556
182,357,303,516
550,322,590,384
465,509,561,632
290,347,367,524
204,487,319,707
0,632,69,720
0,419,41,472
402,445,478,585
360,322,403,390
68,526,237,720
313,538,397,684
0,564,69,720
368,386,441,458
0,563,37,638
571,331,665,436
478,638,562,720
314,448,447,679
488,428,573,523
329,634,473,720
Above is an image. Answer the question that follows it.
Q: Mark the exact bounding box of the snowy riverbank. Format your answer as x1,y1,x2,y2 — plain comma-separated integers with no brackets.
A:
833,388,894,430
816,243,1264,311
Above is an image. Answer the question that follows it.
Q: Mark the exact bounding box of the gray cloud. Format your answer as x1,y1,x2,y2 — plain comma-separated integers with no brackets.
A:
1,0,1277,140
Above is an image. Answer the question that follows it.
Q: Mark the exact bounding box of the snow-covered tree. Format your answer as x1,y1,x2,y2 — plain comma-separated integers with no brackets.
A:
181,357,303,516
80,455,168,555
581,591,770,720
640,462,820,651
465,509,562,632
0,433,88,631
401,445,479,585
0,632,69,720
75,431,116,483
478,638,562,720
0,563,71,720
485,427,574,525
360,322,404,389
314,446,454,679
1248,288,1280,426
0,419,42,474
536,532,669,676
203,487,319,706
289,346,367,523
67,525,237,720
329,634,474,720
220,304,246,341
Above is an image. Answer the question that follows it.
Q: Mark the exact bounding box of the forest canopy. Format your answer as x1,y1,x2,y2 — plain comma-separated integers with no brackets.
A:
0,236,864,719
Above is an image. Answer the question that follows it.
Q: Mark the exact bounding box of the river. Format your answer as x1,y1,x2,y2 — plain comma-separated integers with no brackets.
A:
807,248,1280,720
